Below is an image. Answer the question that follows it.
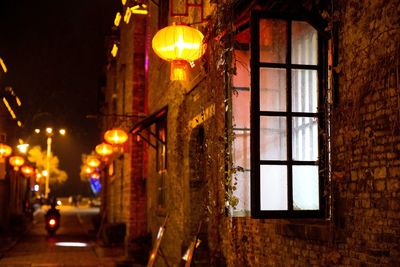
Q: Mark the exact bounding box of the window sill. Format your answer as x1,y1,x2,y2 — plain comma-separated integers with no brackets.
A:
274,219,332,242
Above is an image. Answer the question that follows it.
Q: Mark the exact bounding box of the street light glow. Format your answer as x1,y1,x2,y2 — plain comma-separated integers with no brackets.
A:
46,127,53,135
35,129,40,134
17,143,29,154
59,129,66,135
55,242,88,247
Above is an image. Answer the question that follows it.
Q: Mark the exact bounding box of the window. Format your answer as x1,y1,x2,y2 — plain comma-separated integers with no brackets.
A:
131,107,168,209
230,10,328,219
250,12,328,218
156,114,167,172
231,26,251,216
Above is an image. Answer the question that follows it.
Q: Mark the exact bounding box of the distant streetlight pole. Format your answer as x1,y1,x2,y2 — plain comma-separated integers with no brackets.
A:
45,128,52,199
36,127,66,199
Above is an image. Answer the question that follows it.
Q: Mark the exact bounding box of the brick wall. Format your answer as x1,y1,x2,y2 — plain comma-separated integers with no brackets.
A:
141,0,399,266
215,0,400,266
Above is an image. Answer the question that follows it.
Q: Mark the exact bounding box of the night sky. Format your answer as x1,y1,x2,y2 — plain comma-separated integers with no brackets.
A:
0,0,119,197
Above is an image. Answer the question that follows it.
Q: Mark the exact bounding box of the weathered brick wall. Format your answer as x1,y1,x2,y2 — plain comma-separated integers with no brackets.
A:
216,0,400,266
330,0,400,265
102,5,147,258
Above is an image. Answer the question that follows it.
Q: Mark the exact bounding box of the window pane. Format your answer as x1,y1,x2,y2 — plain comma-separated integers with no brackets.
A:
292,69,318,113
233,49,250,88
260,165,287,210
259,19,287,63
260,116,287,160
232,170,250,215
232,90,250,129
291,21,318,65
233,129,250,170
292,117,318,161
260,68,286,111
293,165,319,210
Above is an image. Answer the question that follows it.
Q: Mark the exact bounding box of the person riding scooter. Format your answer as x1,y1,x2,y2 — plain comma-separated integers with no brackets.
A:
45,198,60,235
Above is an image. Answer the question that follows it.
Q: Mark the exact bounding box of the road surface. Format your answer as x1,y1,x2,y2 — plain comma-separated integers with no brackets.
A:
0,205,122,266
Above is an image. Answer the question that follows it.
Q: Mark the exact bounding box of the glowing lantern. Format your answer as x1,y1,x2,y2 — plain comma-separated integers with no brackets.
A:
152,23,206,81
9,156,25,170
87,157,101,168
21,166,35,176
91,172,100,179
104,128,128,145
0,143,12,158
95,143,113,157
83,165,94,175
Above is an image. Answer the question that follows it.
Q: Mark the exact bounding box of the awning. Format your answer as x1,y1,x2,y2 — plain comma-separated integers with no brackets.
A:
130,106,168,148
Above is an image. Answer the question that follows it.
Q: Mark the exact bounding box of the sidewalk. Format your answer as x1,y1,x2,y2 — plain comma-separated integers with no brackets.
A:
0,212,33,259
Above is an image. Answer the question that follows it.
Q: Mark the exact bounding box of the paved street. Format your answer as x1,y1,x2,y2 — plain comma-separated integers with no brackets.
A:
0,205,123,267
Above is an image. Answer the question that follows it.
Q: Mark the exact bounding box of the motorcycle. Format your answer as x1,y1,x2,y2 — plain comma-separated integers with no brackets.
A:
45,203,60,235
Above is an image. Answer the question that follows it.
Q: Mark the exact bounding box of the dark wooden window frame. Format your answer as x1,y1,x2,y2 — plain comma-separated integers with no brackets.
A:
250,11,329,219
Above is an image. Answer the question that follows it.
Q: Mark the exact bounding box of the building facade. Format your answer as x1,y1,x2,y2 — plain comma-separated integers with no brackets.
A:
101,0,400,265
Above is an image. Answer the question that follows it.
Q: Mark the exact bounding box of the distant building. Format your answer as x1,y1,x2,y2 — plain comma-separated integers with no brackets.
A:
0,62,27,232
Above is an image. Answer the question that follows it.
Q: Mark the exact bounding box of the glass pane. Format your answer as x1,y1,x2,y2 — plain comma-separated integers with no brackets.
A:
260,68,286,111
233,129,250,170
260,116,287,160
259,19,287,63
232,170,250,214
292,21,318,65
232,90,250,129
260,165,287,210
292,117,318,161
233,49,250,88
293,165,319,210
292,69,318,113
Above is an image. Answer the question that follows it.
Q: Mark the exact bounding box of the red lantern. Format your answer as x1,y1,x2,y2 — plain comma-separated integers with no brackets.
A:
9,156,25,170
152,23,206,81
104,128,128,145
0,143,12,158
95,143,113,157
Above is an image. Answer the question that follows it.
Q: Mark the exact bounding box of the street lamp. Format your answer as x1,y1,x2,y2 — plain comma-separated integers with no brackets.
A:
35,127,66,199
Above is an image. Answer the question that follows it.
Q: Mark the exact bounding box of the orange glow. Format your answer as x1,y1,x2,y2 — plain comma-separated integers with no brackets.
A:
3,97,16,119
83,165,94,174
0,144,12,158
152,23,206,62
95,143,113,157
104,128,128,145
87,157,101,168
9,156,25,168
91,172,100,179
171,60,188,81
124,8,131,24
49,219,56,226
0,57,7,73
152,23,206,81
21,166,34,176
114,12,122,27
131,4,148,15
111,44,118,58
